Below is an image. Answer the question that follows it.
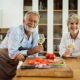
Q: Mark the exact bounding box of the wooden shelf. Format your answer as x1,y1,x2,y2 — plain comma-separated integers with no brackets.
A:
69,10,77,12
39,10,47,12
54,24,62,26
54,38,61,40
54,10,62,12
39,24,47,26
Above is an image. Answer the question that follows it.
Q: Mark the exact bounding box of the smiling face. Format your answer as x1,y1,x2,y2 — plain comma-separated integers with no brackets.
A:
23,12,40,32
68,20,79,34
67,14,80,37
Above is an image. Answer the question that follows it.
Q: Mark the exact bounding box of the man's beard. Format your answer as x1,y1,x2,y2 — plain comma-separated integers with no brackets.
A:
24,25,36,32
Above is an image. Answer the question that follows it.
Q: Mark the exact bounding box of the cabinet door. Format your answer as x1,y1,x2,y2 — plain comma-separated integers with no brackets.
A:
53,0,62,53
53,0,78,54
23,0,78,54
23,0,47,51
38,0,47,51
69,0,77,14
23,0,32,14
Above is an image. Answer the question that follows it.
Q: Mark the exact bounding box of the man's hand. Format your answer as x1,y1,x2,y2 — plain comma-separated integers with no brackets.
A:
35,44,43,53
14,53,26,61
27,45,44,55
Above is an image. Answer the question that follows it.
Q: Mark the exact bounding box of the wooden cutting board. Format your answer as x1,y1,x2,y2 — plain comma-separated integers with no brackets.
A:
16,58,73,78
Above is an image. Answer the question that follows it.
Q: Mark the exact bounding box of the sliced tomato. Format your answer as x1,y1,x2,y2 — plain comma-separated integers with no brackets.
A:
27,57,55,66
40,60,48,64
28,60,35,65
35,57,43,63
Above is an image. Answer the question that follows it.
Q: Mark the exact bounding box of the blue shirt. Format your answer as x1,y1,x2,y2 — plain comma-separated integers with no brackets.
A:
0,25,39,59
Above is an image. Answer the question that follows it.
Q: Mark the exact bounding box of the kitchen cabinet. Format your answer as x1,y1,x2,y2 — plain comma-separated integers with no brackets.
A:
38,0,47,51
24,0,32,15
23,0,79,54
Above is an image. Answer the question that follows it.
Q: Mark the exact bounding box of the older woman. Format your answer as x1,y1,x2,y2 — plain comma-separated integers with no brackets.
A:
59,13,80,57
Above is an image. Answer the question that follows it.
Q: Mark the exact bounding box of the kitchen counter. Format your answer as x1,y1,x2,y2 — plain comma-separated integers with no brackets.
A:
13,57,80,80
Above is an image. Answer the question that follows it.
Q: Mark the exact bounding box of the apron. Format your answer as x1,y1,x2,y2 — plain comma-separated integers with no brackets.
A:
0,48,19,80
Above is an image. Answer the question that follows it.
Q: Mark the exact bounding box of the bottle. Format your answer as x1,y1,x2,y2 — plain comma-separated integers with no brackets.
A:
40,1,43,10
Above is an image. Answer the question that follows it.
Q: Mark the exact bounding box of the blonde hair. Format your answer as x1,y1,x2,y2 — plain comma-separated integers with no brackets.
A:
67,13,80,24
24,11,40,21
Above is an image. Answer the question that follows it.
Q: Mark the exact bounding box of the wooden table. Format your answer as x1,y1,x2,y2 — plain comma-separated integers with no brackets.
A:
0,28,8,40
13,57,80,80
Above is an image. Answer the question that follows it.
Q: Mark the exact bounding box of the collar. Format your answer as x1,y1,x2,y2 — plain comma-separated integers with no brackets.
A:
76,30,80,39
67,30,80,39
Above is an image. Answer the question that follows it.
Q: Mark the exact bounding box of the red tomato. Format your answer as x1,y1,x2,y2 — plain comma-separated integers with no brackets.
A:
46,53,56,59
45,53,50,59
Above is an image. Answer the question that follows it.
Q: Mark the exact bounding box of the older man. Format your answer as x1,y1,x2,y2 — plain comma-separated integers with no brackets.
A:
0,11,43,79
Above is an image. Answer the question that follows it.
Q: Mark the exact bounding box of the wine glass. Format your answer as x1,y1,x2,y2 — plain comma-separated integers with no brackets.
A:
66,39,75,56
38,34,46,56
38,34,45,44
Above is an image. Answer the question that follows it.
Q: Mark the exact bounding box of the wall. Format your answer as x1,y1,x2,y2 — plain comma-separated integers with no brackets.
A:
0,0,23,28
0,0,3,27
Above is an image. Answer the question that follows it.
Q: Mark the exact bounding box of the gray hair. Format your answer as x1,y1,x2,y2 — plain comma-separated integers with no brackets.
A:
24,11,40,21
67,13,80,24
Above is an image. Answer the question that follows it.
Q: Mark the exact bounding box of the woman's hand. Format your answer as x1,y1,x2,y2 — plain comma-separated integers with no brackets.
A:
63,49,72,57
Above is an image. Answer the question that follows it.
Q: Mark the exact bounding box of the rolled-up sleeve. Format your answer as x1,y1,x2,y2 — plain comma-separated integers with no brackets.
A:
8,28,39,59
59,37,66,57
8,29,22,59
